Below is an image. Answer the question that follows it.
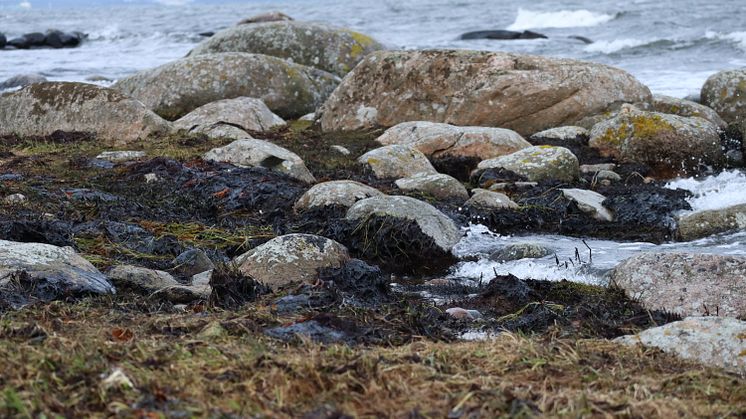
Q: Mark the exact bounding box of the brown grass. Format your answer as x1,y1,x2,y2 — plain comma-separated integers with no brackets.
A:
0,297,744,418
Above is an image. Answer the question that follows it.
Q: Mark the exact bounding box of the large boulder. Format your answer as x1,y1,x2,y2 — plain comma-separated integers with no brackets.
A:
0,33,5,49
375,121,531,161
346,195,461,252
357,144,437,179
203,138,315,183
395,173,469,201
294,180,384,212
0,240,115,303
319,50,651,135
112,52,340,120
189,21,384,77
174,97,285,137
0,82,172,145
615,317,746,375
235,234,349,290
677,204,746,241
610,252,746,318
701,69,746,126
651,94,727,130
589,105,723,174
476,146,579,182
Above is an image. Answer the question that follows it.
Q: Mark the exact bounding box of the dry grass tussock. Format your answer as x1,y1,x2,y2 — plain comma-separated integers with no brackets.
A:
0,298,744,418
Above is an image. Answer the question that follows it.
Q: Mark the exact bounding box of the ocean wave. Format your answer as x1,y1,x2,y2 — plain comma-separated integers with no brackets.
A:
507,8,615,31
583,38,650,53
705,30,746,50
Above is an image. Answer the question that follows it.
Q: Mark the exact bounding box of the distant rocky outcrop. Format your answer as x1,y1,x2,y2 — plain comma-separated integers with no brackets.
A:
3,30,86,50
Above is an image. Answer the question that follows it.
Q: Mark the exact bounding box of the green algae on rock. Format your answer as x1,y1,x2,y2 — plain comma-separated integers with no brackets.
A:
0,82,172,145
112,52,340,120
589,105,723,175
189,21,384,77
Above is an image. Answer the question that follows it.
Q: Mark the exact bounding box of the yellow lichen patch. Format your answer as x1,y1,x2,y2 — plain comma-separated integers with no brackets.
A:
630,114,673,139
347,31,376,59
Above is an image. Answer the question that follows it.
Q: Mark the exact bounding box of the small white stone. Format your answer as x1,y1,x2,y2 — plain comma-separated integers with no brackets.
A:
96,151,146,162
144,173,159,183
4,193,26,204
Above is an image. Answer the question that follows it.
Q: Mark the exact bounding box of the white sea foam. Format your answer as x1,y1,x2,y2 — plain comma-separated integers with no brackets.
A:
666,170,746,212
705,30,746,51
154,0,192,6
507,8,615,31
18,1,31,9
584,38,648,53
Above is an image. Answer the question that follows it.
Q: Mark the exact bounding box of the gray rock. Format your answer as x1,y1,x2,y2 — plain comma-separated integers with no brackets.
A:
375,121,531,161
594,170,621,184
237,11,293,25
580,163,616,173
0,82,172,145
0,74,47,90
203,138,315,183
107,265,179,293
395,173,469,201
610,252,746,318
477,146,579,182
193,124,252,140
189,21,384,76
465,189,518,209
299,112,316,122
489,243,551,262
358,144,437,179
330,145,350,155
615,317,746,375
589,105,723,174
294,180,383,212
4,193,26,204
346,195,461,252
677,203,746,241
561,188,614,221
319,50,651,135
652,94,727,130
171,249,214,278
0,240,115,300
529,126,590,142
235,234,349,290
95,151,146,162
701,69,746,127
174,97,286,136
112,52,340,120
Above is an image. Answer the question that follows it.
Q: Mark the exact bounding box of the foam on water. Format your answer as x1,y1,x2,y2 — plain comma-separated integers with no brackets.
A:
507,8,615,31
706,30,746,51
584,38,649,54
666,170,746,212
449,222,746,286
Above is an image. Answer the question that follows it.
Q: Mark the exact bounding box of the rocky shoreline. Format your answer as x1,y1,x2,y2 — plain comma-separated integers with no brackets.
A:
1,11,746,417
